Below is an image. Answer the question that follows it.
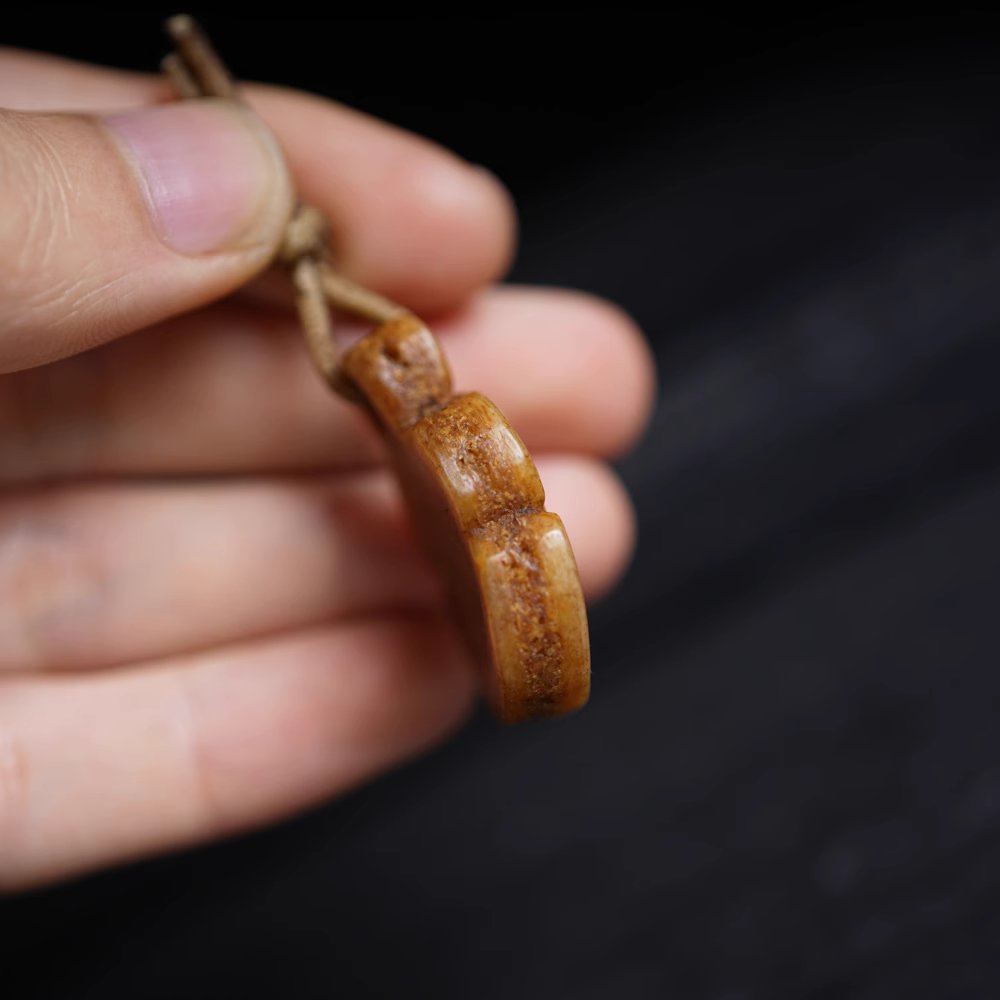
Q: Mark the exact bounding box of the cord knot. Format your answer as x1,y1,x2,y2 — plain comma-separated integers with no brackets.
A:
278,203,329,264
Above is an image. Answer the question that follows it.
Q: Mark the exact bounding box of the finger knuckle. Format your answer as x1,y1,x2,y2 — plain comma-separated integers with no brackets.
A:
0,503,104,671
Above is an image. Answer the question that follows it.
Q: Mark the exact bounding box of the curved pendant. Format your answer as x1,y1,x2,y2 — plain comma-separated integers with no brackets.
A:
341,314,590,723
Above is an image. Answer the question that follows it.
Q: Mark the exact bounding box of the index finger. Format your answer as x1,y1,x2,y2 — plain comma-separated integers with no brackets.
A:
0,47,516,316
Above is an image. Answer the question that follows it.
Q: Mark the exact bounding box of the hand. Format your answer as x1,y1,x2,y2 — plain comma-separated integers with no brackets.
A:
0,48,654,891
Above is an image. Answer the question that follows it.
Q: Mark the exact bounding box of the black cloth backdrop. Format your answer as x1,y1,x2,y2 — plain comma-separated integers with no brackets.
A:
4,10,1000,998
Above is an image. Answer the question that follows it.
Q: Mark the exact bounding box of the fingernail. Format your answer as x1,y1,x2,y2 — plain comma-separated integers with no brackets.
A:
102,99,289,255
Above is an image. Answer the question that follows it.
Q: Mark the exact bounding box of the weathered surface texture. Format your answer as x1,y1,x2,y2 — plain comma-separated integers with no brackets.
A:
341,313,589,722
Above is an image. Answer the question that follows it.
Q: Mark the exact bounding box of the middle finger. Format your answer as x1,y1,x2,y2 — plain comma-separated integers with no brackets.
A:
0,286,653,483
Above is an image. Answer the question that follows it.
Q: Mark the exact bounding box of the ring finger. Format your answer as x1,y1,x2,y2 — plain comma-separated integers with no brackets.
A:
0,455,634,674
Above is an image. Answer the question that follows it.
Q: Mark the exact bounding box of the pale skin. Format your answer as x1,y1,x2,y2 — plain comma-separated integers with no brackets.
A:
0,48,655,891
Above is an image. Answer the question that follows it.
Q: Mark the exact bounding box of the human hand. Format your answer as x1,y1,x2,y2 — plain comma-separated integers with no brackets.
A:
0,48,654,890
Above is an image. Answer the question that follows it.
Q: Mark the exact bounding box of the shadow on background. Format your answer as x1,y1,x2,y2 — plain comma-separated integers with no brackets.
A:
4,9,1000,998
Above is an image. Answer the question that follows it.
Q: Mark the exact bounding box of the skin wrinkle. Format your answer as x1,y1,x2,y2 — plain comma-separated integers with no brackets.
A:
0,111,77,302
0,111,132,367
21,262,120,350
25,120,158,359
54,269,151,366
20,115,75,271
0,125,46,303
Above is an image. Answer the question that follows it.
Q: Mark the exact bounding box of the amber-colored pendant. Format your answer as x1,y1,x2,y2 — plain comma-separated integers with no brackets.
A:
342,314,589,722
162,16,590,722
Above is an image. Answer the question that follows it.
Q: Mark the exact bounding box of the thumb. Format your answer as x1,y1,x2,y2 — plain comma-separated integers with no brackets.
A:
0,98,293,373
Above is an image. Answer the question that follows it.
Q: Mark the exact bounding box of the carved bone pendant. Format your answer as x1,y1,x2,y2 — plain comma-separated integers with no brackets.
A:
341,314,590,723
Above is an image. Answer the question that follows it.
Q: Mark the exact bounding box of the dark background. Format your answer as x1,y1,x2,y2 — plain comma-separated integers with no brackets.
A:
5,8,1000,998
